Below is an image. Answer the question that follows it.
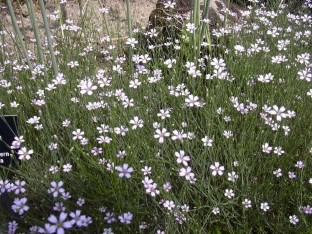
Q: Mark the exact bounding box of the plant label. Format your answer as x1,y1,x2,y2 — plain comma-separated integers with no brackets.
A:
0,115,19,167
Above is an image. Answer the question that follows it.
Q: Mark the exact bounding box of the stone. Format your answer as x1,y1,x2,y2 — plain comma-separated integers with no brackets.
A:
147,0,245,38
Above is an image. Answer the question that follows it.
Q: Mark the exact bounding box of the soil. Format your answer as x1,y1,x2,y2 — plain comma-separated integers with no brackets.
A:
0,0,157,40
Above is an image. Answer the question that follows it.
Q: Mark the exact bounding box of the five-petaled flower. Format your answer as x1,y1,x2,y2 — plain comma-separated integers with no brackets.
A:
115,164,134,178
164,0,176,9
11,197,29,215
17,147,33,160
260,202,270,212
224,189,235,199
47,212,73,233
163,200,175,210
210,162,225,176
118,212,133,224
126,38,138,48
179,167,195,181
48,181,65,198
154,128,170,144
289,215,299,225
269,105,287,121
242,199,252,208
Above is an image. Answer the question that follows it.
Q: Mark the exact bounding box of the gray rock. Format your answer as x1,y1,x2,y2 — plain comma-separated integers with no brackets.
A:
147,0,245,37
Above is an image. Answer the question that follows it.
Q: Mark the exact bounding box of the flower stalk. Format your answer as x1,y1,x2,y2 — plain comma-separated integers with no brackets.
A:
25,0,48,78
38,0,58,76
6,0,34,73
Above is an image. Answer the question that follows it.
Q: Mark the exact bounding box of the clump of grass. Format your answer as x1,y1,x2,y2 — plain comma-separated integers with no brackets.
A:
0,0,312,233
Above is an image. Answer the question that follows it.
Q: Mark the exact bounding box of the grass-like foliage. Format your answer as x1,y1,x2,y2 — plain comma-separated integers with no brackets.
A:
0,0,312,233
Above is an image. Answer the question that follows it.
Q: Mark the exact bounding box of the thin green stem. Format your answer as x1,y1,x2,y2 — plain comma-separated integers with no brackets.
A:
97,0,110,36
126,0,132,38
38,0,58,76
17,0,27,49
54,0,65,39
200,0,212,54
125,0,133,78
6,0,33,73
0,19,4,65
26,0,48,79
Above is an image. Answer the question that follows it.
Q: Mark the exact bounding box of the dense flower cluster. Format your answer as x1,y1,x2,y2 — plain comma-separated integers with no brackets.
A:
0,0,311,233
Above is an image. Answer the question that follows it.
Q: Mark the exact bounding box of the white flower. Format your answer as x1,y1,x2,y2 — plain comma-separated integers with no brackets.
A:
211,58,226,69
258,73,274,83
234,44,245,53
72,129,84,140
175,150,190,166
223,130,233,138
67,61,79,67
97,136,112,144
210,162,225,176
62,119,70,128
157,109,171,119
164,59,176,68
154,128,170,144
164,0,176,9
179,167,195,181
201,136,213,147
63,164,72,172
260,202,270,212
17,147,33,160
289,215,299,225
114,126,128,136
171,130,187,141
242,199,252,208
79,78,97,95
185,94,200,107
48,143,58,150
26,116,40,124
99,7,109,14
163,200,175,210
295,161,305,169
227,171,238,182
224,189,235,199
163,182,172,192
186,23,196,33
126,38,138,48
49,166,59,174
153,122,160,129
142,176,153,188
269,105,287,121
148,28,158,38
10,101,19,108
273,146,285,156
129,79,141,88
273,168,282,177
262,143,272,154
145,183,160,197
212,207,220,215
141,166,151,175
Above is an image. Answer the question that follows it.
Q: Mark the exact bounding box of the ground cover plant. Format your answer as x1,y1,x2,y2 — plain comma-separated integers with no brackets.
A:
0,0,312,233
